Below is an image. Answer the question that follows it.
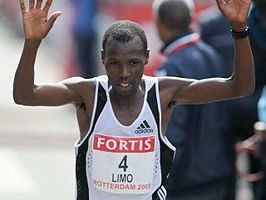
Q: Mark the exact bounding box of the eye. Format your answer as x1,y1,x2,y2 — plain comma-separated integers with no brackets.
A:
129,61,139,66
109,61,120,67
111,61,118,65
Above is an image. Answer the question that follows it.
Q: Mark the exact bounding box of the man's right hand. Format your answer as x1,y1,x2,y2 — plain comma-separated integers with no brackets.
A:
19,0,61,40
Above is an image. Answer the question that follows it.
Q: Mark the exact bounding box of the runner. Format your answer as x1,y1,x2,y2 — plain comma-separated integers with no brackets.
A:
14,0,254,199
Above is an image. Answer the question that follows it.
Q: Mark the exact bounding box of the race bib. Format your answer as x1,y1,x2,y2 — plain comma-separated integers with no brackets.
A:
92,133,156,194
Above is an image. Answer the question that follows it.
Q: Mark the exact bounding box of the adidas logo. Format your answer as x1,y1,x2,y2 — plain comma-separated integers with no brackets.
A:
135,120,154,134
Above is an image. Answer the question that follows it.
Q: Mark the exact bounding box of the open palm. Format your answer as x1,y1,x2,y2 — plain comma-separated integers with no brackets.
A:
19,0,61,40
216,0,252,23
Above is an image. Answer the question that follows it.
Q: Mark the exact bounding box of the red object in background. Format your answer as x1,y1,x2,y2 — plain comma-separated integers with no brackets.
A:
100,1,153,24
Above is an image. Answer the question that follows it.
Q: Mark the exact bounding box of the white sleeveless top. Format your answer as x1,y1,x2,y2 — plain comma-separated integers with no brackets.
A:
74,75,175,200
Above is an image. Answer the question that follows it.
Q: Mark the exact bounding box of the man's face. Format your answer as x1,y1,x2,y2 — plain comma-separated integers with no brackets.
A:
101,36,149,96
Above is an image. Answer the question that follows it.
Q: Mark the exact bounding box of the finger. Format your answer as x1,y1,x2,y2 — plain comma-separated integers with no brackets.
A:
216,0,223,6
36,0,43,9
19,0,26,13
43,0,53,13
222,0,231,5
48,11,61,28
29,0,35,9
215,0,225,10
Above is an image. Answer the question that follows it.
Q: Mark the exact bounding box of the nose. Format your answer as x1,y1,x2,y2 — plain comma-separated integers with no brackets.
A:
119,65,131,78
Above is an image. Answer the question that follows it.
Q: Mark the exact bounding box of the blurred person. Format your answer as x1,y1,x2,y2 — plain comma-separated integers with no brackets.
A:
70,0,98,78
153,0,236,199
14,0,254,199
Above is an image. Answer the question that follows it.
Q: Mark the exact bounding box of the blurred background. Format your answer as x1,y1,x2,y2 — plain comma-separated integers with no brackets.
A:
0,0,255,199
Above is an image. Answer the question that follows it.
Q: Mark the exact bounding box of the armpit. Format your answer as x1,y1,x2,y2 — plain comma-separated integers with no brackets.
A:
75,101,87,111
168,100,176,108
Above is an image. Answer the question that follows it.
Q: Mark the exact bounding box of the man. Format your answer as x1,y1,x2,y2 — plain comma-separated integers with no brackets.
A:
14,0,254,199
153,0,235,199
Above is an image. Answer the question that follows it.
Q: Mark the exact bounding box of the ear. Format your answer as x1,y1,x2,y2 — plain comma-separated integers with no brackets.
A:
145,49,150,64
101,49,105,64
155,18,168,43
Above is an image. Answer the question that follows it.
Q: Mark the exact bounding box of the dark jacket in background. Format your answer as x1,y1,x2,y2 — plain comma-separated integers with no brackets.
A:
155,31,234,197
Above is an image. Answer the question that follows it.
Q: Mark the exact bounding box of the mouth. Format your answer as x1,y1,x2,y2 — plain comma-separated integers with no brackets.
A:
120,83,130,88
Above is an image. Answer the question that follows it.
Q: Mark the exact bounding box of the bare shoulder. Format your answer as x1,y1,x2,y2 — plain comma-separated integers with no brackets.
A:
60,76,97,95
158,76,192,86
60,76,96,86
61,76,98,112
158,76,195,107
58,76,97,108
158,76,195,94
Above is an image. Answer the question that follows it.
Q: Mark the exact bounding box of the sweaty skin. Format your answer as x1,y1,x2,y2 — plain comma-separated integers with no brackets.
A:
14,0,255,141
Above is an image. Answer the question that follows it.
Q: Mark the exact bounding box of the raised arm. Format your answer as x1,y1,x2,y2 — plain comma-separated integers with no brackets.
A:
160,0,255,107
13,0,84,106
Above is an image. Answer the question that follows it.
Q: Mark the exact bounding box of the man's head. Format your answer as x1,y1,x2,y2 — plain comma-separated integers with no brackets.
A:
101,20,150,96
102,20,148,54
153,0,195,43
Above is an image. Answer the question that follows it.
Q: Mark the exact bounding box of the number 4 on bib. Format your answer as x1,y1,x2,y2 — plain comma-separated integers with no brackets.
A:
119,155,128,172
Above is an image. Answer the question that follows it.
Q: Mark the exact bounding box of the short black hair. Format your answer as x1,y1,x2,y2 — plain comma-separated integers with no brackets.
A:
102,20,148,52
156,0,193,31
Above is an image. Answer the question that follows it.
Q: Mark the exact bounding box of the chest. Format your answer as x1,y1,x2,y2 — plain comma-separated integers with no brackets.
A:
111,100,144,126
93,99,158,137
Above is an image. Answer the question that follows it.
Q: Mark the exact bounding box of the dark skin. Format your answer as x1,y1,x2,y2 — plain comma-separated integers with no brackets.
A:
102,37,148,126
14,0,255,140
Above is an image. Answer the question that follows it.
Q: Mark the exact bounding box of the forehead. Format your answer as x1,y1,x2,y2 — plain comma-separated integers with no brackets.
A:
104,36,145,56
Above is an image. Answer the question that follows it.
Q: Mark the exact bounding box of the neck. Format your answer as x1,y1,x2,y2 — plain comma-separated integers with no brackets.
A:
165,28,191,44
109,84,145,109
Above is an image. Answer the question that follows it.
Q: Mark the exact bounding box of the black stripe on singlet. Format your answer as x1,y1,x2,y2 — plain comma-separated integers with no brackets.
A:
147,83,175,200
76,84,107,200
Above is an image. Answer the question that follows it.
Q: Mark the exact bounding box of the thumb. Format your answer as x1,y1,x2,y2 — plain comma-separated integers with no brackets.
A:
48,11,62,28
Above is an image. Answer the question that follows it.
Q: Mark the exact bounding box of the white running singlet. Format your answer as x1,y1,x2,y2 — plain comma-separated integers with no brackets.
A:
74,75,175,200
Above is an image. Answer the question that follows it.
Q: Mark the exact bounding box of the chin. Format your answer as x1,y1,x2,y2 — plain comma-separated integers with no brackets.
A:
113,85,137,97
